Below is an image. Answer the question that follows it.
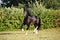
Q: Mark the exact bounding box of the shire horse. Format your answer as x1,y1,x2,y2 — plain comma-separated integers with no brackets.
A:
20,7,41,34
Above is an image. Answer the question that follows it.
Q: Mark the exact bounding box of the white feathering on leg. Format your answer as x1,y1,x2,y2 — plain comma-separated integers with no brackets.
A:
25,31,28,35
33,26,38,34
35,30,38,34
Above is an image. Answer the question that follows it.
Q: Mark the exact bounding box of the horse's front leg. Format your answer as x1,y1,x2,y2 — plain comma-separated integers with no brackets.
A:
20,23,25,31
33,25,38,34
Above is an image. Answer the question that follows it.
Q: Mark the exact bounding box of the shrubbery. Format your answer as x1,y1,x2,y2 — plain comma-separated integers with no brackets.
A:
0,7,24,31
30,2,60,29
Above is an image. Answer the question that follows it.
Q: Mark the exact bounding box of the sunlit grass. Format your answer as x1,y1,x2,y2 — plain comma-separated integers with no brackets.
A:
0,28,60,40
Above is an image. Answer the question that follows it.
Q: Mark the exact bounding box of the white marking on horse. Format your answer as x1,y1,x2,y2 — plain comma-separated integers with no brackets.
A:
22,28,24,31
25,31,28,35
33,26,38,34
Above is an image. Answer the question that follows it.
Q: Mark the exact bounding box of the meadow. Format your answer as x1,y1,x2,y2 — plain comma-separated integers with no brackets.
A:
0,28,60,40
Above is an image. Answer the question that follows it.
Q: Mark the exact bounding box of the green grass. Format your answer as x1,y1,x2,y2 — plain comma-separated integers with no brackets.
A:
0,28,60,40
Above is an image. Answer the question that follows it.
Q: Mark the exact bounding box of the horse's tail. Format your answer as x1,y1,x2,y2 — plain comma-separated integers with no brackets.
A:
37,17,41,30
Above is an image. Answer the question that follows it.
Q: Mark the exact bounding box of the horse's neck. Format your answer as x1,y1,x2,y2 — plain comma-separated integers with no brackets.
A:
27,13,32,17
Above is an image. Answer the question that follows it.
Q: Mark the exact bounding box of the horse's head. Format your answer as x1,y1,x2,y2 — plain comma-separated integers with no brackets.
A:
23,7,31,17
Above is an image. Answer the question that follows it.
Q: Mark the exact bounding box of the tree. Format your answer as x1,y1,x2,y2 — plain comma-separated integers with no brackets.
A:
40,0,60,9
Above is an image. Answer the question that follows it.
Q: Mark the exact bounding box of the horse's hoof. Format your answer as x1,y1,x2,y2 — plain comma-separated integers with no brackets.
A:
33,30,38,34
25,33,28,35
33,31,35,33
25,31,28,35
35,32,38,34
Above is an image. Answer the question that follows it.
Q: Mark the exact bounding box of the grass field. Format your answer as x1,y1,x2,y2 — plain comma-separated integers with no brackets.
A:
0,28,60,40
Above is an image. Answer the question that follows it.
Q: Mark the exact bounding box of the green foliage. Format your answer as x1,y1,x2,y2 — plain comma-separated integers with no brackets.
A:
30,1,60,29
0,7,24,31
42,0,60,9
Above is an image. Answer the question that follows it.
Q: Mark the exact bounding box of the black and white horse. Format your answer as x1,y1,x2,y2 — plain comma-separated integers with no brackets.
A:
20,7,41,35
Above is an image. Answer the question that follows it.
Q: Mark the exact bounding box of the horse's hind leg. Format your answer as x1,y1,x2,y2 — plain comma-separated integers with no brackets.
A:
26,25,30,30
20,23,25,31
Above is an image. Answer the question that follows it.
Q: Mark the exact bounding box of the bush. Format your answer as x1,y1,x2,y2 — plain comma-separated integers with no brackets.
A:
0,7,24,31
30,1,60,29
